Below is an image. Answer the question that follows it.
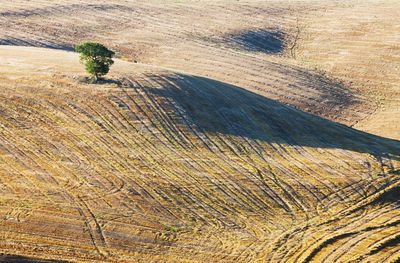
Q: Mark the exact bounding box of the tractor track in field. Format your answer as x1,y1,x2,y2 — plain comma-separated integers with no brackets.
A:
0,64,398,261
0,0,399,262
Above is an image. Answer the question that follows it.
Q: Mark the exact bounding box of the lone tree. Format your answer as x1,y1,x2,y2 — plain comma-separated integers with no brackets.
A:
75,42,115,82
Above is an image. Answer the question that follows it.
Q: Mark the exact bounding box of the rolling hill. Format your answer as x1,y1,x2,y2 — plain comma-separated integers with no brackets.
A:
0,46,398,262
0,0,399,262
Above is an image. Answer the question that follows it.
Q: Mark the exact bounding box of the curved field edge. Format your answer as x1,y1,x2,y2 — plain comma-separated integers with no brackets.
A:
0,0,379,128
0,47,398,262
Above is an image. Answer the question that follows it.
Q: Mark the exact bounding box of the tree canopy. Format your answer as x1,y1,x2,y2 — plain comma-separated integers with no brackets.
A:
75,42,115,82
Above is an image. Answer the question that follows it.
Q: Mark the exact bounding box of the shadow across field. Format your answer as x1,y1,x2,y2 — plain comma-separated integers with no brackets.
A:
138,73,400,160
0,254,67,263
0,38,74,51
375,186,400,204
226,29,285,53
0,3,133,18
75,75,123,85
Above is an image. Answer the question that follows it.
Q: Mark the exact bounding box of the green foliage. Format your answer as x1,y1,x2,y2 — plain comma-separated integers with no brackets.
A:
75,42,115,81
164,226,179,233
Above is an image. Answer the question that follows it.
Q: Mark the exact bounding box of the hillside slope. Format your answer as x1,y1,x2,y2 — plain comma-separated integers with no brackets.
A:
0,46,399,262
0,0,375,127
294,0,400,139
2,0,399,141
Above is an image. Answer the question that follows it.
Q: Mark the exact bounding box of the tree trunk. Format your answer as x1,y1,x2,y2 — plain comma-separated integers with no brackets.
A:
94,74,98,83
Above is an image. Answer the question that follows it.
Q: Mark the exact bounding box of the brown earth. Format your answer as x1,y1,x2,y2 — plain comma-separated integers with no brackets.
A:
0,1,399,262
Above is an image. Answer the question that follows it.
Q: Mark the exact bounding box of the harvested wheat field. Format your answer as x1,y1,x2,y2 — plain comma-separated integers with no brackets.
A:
0,1,399,262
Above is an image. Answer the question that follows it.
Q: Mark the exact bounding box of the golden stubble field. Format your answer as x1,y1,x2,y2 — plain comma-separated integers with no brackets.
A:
0,1,399,262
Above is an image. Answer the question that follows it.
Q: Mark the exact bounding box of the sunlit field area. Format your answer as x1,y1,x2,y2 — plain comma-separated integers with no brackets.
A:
0,1,399,262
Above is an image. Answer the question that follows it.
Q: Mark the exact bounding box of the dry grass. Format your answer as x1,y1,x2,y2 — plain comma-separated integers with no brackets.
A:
294,0,400,139
0,1,399,262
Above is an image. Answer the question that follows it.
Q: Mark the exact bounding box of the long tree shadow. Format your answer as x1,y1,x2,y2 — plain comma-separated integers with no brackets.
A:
139,73,400,160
